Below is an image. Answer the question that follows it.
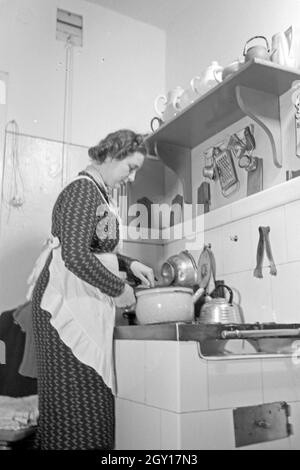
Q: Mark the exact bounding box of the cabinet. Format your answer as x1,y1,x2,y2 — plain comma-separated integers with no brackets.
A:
146,58,300,203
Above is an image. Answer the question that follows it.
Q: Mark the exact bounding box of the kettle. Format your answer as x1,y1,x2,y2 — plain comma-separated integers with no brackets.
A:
243,35,273,62
193,61,223,94
154,86,185,121
198,284,242,324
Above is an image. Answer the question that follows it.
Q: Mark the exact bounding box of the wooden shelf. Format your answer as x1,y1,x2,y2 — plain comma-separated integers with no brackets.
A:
147,58,300,149
146,59,300,202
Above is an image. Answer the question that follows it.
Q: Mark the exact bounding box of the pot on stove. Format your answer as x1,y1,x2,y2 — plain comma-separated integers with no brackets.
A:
134,285,205,325
198,284,242,324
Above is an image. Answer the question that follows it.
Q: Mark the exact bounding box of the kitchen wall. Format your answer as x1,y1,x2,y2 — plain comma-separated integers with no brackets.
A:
165,0,300,90
159,0,300,323
0,0,166,311
162,0,300,206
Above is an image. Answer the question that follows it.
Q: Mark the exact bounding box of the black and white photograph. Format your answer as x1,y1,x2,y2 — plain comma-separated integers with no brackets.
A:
0,0,300,453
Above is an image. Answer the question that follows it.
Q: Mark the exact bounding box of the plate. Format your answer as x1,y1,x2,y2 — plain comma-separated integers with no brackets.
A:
197,246,212,288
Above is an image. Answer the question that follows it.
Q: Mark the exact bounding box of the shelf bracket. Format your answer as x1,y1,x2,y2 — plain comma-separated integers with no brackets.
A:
235,85,282,168
154,141,192,203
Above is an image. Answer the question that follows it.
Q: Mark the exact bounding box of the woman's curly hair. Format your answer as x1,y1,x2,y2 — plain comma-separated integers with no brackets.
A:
88,129,149,163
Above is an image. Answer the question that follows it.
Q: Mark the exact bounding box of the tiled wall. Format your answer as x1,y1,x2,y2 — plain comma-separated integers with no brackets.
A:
161,177,300,325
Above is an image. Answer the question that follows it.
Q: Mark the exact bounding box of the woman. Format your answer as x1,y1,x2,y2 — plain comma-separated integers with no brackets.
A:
29,129,154,450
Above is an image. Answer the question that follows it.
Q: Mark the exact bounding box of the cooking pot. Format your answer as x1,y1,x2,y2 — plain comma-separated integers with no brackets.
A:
243,35,272,61
160,250,197,287
134,285,205,324
198,284,242,324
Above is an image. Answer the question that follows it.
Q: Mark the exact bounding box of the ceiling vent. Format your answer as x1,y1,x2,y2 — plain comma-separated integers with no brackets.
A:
56,9,83,46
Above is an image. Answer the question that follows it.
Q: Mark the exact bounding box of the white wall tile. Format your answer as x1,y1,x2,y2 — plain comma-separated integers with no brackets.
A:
115,399,160,450
161,411,181,450
115,340,145,403
221,218,254,274
204,227,224,276
262,358,300,403
208,359,263,409
180,409,235,450
251,206,287,267
270,262,300,323
224,268,274,324
179,343,209,412
145,341,180,411
162,239,187,261
204,205,233,231
285,199,300,262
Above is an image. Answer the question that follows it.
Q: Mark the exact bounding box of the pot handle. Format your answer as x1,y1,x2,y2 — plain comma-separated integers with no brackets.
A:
210,284,233,304
192,286,205,304
243,35,270,56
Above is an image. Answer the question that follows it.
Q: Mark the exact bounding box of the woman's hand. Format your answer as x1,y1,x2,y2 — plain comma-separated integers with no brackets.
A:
130,261,155,287
115,283,136,308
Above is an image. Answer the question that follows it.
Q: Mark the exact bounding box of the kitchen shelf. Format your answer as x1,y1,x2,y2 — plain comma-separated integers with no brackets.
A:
146,58,300,202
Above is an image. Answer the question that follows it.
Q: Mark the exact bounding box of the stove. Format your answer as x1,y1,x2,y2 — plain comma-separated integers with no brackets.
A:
178,322,300,357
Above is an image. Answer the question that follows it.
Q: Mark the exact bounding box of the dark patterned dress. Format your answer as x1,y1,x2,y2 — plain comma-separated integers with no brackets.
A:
32,172,134,450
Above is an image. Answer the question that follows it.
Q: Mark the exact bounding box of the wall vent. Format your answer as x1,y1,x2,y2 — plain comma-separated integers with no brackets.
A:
56,9,83,47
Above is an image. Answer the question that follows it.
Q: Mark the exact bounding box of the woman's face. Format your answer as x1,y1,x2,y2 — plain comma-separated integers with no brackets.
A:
108,151,145,187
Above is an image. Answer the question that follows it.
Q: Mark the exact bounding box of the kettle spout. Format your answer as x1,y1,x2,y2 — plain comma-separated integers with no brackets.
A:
192,287,205,304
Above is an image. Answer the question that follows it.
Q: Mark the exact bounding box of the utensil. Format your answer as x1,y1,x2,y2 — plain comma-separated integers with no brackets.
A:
197,245,213,290
202,150,216,180
247,157,263,196
243,35,272,62
197,182,211,214
160,250,197,287
213,146,240,197
198,284,242,324
253,226,277,278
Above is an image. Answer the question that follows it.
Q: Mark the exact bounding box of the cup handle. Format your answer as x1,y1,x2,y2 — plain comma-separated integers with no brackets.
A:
154,95,167,117
173,89,185,111
190,76,201,93
150,116,163,132
213,67,223,83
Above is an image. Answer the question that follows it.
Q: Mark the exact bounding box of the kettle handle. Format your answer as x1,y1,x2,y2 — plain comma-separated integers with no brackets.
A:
210,284,233,304
243,35,270,56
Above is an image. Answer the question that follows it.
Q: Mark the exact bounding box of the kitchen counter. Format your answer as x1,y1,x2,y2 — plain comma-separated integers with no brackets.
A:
114,322,186,341
114,322,246,342
114,322,300,360
114,321,300,344
114,325,300,450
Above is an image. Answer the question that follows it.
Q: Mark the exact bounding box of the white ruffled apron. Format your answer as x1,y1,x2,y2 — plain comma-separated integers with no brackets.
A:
27,175,122,395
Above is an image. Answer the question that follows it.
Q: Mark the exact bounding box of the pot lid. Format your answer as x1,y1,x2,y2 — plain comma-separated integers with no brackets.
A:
135,286,193,297
197,245,213,288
